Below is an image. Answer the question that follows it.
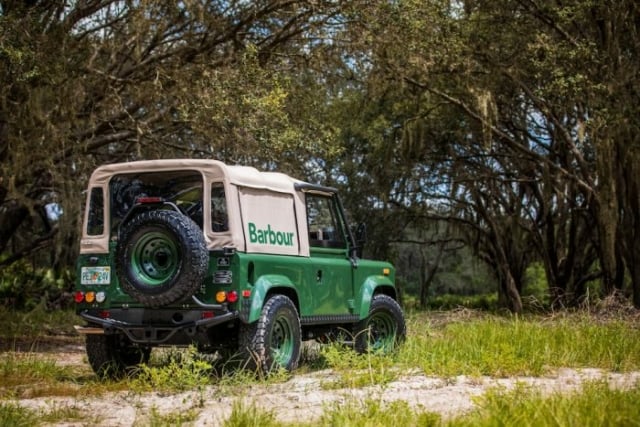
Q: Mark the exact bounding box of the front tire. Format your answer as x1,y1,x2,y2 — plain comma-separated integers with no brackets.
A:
239,295,301,373
86,334,150,379
355,294,406,354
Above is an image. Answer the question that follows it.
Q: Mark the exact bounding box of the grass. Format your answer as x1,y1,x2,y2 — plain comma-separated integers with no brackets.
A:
145,406,199,427
449,380,640,427
314,399,441,427
399,312,640,377
0,401,94,426
317,311,640,379
219,381,640,427
0,307,639,425
0,304,77,343
0,402,38,427
223,402,279,427
0,352,80,398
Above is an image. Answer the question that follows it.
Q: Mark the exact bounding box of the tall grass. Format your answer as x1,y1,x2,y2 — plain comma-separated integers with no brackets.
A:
222,381,640,427
449,380,640,427
0,353,80,398
398,313,640,377
0,305,77,342
0,402,38,427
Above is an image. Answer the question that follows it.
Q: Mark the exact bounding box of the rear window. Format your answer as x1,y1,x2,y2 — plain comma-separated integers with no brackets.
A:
86,187,105,236
109,170,203,231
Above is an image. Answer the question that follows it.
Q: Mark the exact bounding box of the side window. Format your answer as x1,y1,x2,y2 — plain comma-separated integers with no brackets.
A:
87,187,104,236
211,183,229,232
307,195,345,248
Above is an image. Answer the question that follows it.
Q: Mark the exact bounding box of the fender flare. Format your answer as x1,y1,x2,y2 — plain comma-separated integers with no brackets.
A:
357,275,397,319
246,274,298,323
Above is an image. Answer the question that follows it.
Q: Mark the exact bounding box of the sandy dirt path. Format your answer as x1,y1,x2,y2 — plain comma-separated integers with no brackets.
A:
10,344,640,426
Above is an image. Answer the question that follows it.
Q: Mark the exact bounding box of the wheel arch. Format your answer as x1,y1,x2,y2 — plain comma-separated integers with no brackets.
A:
247,274,300,323
357,276,398,319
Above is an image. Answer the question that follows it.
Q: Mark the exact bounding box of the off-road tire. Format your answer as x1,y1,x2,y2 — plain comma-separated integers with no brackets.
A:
86,334,151,379
355,294,406,354
116,209,208,307
239,295,301,374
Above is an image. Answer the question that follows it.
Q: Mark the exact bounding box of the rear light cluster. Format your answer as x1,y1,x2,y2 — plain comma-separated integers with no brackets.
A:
215,290,251,303
215,290,238,303
74,291,106,304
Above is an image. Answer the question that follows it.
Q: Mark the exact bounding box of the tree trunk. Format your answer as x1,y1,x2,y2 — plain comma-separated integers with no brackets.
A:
594,138,619,296
419,244,444,308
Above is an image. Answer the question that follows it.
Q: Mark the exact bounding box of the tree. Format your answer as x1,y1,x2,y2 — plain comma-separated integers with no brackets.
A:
0,0,344,271
333,0,640,310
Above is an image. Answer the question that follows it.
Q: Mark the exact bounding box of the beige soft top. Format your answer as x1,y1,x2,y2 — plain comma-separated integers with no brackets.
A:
87,159,301,193
81,159,314,256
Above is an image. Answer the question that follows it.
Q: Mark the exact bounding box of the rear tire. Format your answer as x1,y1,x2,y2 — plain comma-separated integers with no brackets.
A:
355,294,406,354
239,295,301,374
86,334,150,379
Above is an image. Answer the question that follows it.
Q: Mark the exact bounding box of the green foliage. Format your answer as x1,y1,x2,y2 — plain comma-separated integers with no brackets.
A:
130,347,213,392
0,261,73,310
522,262,549,303
424,294,499,311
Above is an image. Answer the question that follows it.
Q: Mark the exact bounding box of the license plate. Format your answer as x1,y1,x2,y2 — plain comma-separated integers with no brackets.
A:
81,266,111,285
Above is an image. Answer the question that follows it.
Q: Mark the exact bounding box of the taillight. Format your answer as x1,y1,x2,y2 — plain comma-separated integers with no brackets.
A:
74,291,85,303
85,292,96,303
74,290,106,304
227,291,238,303
214,290,240,303
215,291,226,303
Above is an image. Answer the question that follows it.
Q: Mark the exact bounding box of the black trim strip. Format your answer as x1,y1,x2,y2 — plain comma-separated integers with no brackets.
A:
300,314,359,325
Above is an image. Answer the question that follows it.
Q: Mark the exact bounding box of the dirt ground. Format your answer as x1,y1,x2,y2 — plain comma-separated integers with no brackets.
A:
7,341,640,426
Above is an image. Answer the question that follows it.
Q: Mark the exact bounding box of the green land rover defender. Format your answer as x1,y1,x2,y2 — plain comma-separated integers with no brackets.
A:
74,159,405,378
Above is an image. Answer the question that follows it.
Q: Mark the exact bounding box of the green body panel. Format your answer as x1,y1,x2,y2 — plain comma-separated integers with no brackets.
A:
237,251,393,323
76,245,394,323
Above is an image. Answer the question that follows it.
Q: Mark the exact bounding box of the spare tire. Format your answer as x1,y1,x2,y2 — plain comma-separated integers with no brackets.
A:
116,209,208,307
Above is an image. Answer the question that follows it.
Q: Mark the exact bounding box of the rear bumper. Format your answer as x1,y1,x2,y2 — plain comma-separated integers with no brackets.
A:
76,309,239,345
